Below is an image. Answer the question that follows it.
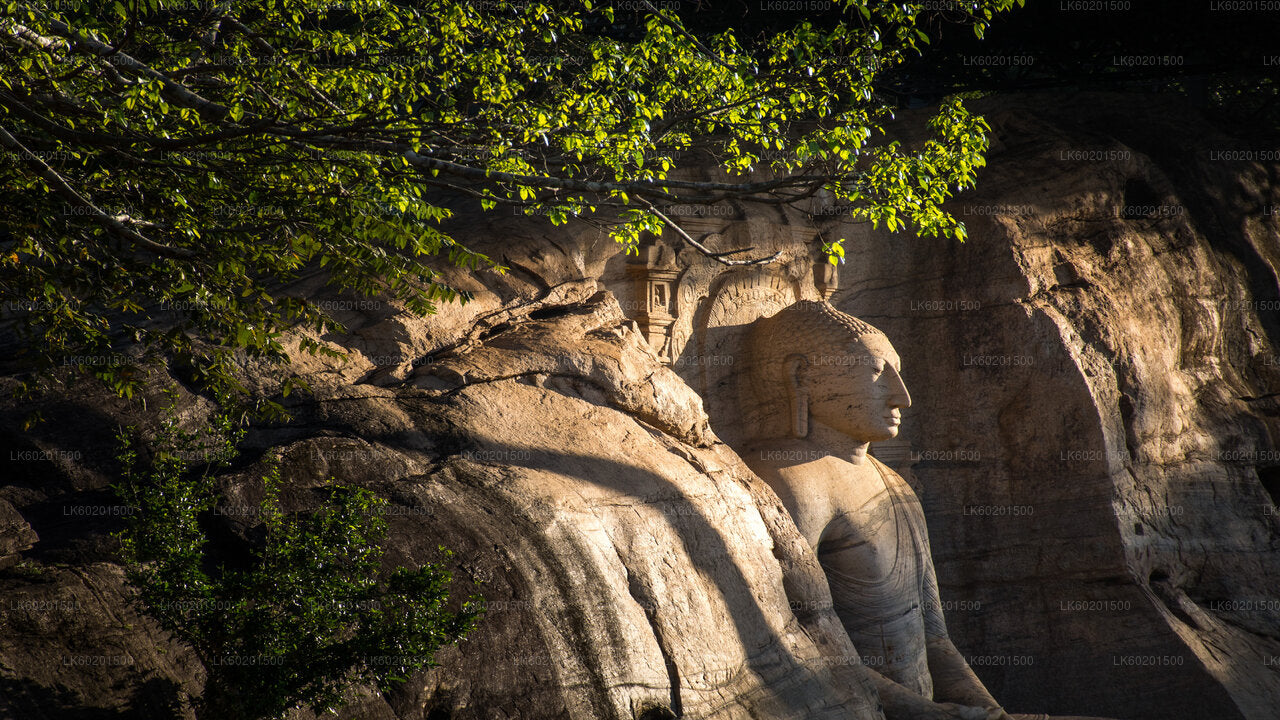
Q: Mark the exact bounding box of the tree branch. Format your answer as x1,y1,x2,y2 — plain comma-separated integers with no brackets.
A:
5,19,840,208
13,18,234,122
219,15,346,117
639,198,778,266
0,122,195,259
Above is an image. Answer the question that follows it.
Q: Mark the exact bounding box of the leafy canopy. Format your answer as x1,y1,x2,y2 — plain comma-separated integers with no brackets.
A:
0,0,1021,403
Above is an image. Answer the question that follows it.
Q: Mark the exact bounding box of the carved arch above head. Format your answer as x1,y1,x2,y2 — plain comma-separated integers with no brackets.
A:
682,269,805,448
617,222,845,440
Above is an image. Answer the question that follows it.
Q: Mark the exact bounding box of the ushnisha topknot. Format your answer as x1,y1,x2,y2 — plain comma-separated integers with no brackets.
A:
759,300,885,344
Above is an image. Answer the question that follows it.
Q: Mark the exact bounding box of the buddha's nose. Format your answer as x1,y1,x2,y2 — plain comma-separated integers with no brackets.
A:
886,367,911,409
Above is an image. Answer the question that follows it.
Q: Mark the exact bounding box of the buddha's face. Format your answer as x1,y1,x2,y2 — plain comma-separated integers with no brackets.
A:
801,333,911,442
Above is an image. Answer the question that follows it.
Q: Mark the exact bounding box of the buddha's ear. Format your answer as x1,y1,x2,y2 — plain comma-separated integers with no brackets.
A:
782,353,808,392
783,354,809,438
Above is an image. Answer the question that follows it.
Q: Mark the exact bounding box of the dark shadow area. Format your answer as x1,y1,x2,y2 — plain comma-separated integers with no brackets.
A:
1257,466,1280,508
0,675,185,720
0,677,123,720
0,402,124,494
885,2,1280,141
0,400,131,566
17,489,127,565
126,678,187,719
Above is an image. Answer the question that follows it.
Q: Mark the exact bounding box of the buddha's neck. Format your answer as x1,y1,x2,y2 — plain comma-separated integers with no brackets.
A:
804,420,872,465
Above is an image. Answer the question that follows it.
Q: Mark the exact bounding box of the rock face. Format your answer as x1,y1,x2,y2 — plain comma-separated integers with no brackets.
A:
267,292,883,720
0,290,884,720
824,93,1280,720
0,498,37,568
1,91,1278,720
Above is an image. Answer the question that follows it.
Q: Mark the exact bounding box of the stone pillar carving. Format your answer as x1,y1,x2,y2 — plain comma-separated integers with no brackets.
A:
815,260,839,301
626,237,679,362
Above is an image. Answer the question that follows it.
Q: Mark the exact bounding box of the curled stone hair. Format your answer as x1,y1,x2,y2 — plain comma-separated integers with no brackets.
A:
781,300,884,340
745,300,886,439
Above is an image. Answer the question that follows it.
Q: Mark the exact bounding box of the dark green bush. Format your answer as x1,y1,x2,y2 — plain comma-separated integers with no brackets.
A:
114,403,480,720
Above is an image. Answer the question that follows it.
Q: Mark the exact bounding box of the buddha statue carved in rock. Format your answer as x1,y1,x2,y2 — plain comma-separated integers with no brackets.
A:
742,300,1115,720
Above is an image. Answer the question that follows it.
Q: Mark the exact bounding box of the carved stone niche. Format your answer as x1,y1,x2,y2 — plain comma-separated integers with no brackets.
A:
625,236,680,362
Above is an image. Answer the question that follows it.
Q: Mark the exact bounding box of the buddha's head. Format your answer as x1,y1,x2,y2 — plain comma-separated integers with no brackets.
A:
746,300,911,443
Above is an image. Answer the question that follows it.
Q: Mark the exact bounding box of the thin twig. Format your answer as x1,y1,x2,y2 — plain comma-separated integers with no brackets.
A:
640,199,778,266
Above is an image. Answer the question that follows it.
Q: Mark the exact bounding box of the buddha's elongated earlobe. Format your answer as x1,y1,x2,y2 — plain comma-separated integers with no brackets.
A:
783,354,808,438
792,391,808,438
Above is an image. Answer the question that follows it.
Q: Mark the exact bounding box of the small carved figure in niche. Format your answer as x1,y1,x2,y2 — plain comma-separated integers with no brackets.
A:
652,283,668,313
742,300,1117,720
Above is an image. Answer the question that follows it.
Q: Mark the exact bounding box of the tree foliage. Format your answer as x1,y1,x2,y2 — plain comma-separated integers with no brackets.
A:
1,0,1020,403
114,399,480,720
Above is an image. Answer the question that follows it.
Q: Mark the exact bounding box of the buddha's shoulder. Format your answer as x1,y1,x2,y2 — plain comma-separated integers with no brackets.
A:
865,455,923,502
865,454,905,481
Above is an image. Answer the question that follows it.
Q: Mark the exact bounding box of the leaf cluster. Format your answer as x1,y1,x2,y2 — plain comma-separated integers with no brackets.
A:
114,399,480,720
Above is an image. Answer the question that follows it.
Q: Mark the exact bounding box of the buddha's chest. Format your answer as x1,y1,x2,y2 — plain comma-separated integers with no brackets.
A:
817,490,923,592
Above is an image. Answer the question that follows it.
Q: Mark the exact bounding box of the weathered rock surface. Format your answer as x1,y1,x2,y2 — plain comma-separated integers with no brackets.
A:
1,91,1278,720
266,292,884,719
0,562,203,718
0,498,36,568
824,92,1280,720
0,291,883,720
